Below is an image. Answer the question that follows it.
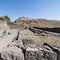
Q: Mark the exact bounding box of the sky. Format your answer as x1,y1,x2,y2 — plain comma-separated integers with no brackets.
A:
0,0,60,21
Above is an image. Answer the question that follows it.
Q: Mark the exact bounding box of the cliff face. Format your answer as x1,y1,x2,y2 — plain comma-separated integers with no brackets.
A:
15,17,60,28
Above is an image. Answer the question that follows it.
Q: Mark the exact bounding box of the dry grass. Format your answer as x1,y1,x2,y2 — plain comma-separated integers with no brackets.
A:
20,34,60,46
20,34,43,45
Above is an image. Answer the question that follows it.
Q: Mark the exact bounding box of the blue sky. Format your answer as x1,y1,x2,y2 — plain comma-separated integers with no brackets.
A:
0,0,60,21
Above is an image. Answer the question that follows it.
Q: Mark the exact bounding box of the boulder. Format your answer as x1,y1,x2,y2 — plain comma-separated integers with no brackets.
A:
1,46,24,60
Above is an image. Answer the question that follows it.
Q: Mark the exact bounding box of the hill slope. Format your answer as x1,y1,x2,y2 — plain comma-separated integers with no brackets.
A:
15,17,60,28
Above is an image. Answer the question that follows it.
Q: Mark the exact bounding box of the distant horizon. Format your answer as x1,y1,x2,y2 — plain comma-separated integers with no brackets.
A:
0,0,60,21
15,16,60,20
1,15,60,22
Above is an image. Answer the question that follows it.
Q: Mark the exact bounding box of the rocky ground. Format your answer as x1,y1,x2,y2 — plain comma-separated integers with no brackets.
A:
0,27,60,60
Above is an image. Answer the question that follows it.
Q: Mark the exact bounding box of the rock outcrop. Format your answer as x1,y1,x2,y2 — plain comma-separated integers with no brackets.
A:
0,29,60,60
22,39,59,60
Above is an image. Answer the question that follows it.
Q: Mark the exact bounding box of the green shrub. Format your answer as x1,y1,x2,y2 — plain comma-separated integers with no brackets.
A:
4,15,10,21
